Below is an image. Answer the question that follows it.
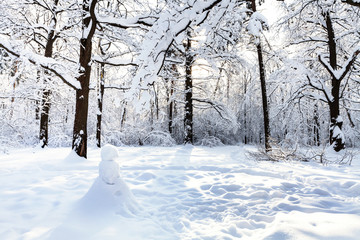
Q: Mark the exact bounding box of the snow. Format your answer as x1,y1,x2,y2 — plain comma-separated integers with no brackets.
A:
99,145,120,184
331,125,345,144
101,144,120,161
247,12,269,43
336,115,343,123
1,145,360,239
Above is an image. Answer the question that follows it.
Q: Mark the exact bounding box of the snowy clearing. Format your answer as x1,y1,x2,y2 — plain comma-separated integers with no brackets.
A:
0,145,360,240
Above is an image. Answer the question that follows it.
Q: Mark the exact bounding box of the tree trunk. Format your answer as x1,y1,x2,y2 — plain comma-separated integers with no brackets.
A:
10,61,20,118
313,103,320,146
35,71,41,120
120,103,127,129
39,0,59,148
96,61,105,148
39,87,51,147
243,74,248,144
184,30,194,144
257,44,271,151
324,11,345,151
169,79,175,134
167,64,177,134
150,84,159,129
72,0,97,158
251,0,271,151
39,49,55,148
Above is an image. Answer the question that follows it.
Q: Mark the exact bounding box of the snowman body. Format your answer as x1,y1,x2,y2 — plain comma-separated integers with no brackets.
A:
99,144,120,185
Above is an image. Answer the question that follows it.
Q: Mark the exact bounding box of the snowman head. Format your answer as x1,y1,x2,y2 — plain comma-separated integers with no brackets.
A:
101,144,119,161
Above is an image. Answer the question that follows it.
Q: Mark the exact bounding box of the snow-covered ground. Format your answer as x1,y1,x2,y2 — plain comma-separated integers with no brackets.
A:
0,145,360,240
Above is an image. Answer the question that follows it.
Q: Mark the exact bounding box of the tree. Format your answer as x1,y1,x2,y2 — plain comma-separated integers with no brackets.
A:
96,42,107,148
0,0,81,147
184,30,194,144
248,0,271,151
280,0,360,151
319,10,359,151
38,0,60,148
71,0,98,158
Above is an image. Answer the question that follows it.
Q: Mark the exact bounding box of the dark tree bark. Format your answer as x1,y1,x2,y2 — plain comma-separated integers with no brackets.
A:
279,0,360,7
153,84,160,123
313,103,320,146
184,30,194,144
72,0,97,158
168,78,175,134
95,41,109,148
39,12,57,147
341,0,360,7
317,11,359,151
324,11,344,151
243,74,248,144
256,44,271,151
96,61,105,148
38,0,62,148
39,85,51,147
165,64,177,134
251,0,271,151
120,103,127,129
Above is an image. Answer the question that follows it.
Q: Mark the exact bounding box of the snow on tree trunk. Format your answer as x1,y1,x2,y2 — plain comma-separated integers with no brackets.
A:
168,79,175,134
96,61,105,148
39,87,51,147
72,0,97,158
39,0,59,148
330,115,345,152
250,0,271,152
324,10,345,152
184,30,194,144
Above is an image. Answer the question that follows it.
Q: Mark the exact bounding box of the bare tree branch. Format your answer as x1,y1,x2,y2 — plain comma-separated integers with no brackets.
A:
92,56,138,67
341,0,360,7
192,97,233,122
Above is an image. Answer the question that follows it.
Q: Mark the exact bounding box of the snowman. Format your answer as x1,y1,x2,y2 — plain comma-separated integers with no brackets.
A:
99,144,121,185
97,144,139,215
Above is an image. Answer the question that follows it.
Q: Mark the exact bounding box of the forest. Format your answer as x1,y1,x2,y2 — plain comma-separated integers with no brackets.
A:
0,0,358,158
1,1,360,239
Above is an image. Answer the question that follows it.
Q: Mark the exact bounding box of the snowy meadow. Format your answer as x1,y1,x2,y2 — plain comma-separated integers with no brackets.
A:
1,145,360,240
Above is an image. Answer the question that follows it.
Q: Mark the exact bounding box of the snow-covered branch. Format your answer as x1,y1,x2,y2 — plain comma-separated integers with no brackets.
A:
319,48,360,81
97,15,155,29
130,0,223,95
0,36,80,90
337,48,360,80
306,75,332,102
193,97,234,122
92,56,138,67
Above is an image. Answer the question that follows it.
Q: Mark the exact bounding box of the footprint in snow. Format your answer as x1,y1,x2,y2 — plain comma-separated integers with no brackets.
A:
136,172,156,181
